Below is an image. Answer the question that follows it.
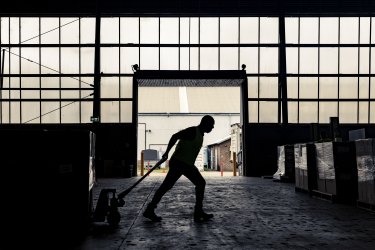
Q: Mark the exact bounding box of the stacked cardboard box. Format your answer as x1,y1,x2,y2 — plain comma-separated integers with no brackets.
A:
294,143,317,191
315,141,358,203
355,139,375,205
274,145,295,182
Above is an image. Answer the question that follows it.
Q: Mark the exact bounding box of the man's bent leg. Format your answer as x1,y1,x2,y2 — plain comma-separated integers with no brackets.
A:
144,162,181,221
182,165,213,222
149,163,181,206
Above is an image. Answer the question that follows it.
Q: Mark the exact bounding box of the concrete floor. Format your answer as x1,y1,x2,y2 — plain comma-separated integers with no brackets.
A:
75,172,375,250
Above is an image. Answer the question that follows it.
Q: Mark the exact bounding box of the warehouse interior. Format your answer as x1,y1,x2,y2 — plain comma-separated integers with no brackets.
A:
1,0,375,249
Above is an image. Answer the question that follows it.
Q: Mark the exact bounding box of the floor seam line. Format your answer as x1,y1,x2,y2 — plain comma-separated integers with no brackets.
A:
117,178,160,249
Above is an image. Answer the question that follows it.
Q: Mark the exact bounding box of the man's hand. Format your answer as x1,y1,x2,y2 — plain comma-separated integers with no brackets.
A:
161,153,168,162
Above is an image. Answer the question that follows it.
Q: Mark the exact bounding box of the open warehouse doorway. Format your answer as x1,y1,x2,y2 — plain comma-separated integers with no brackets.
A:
134,69,248,177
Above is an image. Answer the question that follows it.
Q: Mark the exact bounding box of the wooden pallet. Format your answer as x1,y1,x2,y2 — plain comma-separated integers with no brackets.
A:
294,186,310,195
357,200,375,212
311,189,336,203
261,175,274,179
273,176,294,183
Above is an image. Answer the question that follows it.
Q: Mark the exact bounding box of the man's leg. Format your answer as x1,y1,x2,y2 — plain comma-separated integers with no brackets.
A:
182,165,213,222
143,161,182,221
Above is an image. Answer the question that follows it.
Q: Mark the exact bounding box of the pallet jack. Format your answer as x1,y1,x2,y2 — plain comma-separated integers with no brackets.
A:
91,158,166,226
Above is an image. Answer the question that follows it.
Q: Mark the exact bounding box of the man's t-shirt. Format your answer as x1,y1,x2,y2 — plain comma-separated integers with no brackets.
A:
171,126,203,166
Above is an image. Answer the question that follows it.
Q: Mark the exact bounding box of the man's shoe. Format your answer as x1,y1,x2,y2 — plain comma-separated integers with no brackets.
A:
194,211,213,222
143,206,162,222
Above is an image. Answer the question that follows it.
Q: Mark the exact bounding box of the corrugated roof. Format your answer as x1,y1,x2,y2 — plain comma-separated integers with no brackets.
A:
207,136,231,146
138,79,243,87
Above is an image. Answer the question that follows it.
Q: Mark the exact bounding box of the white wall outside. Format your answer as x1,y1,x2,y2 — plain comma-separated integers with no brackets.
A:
137,114,240,170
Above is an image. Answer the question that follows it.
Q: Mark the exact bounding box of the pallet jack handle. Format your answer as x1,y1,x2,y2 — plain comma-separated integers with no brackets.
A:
117,158,167,201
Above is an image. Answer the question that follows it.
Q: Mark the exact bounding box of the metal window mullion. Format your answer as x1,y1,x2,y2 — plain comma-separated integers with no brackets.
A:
297,17,300,123
318,17,320,123
6,43,375,48
8,18,10,123
138,17,141,70
19,17,21,124
79,17,82,123
277,17,281,124
178,17,180,70
198,17,200,70
287,44,375,48
39,17,41,124
59,17,62,124
238,17,240,70
2,98,97,102
218,17,220,70
158,17,160,70
338,17,341,121
137,17,140,125
118,17,121,122
286,73,375,77
279,15,288,125
3,88,92,91
369,17,372,123
1,72,337,77
283,98,375,102
257,17,260,123
357,17,361,123
92,14,101,123
0,18,2,124
189,17,191,70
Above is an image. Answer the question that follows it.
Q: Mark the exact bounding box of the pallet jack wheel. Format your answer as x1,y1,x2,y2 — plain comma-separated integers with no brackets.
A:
107,210,121,227
94,159,165,227
107,195,121,226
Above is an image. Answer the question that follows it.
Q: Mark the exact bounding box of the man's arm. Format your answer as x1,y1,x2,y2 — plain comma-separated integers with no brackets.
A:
162,127,196,160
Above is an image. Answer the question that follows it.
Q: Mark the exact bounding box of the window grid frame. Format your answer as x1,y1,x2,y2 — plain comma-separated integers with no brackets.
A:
0,16,374,124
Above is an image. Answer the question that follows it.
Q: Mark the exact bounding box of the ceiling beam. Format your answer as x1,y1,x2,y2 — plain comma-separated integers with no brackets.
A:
1,0,374,17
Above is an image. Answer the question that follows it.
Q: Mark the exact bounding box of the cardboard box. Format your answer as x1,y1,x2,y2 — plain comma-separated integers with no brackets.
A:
0,128,95,242
355,138,375,205
295,143,317,191
315,141,358,203
274,145,295,182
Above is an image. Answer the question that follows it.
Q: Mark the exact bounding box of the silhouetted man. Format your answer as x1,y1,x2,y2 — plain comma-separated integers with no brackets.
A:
143,115,215,222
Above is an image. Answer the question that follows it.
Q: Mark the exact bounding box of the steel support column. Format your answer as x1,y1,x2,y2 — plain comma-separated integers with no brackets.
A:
279,15,288,125
92,3,101,123
240,75,249,176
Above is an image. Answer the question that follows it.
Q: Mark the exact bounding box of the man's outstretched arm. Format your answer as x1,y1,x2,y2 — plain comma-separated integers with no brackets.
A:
162,133,179,160
162,127,195,160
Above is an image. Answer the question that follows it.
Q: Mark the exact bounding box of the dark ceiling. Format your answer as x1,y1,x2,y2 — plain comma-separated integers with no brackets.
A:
1,0,374,17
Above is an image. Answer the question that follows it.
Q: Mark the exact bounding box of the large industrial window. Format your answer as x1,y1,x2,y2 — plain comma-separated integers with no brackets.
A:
285,17,375,124
0,16,373,124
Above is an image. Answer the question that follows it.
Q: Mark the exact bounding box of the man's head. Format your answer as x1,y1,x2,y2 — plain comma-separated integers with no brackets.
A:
199,115,215,133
